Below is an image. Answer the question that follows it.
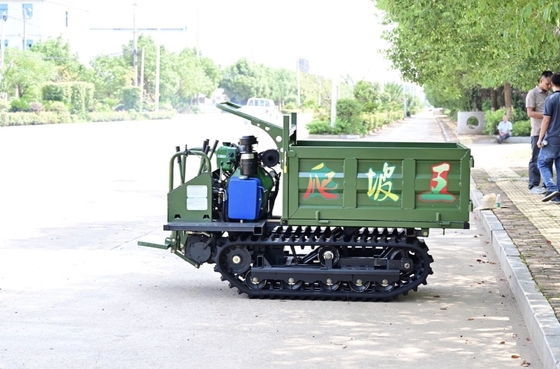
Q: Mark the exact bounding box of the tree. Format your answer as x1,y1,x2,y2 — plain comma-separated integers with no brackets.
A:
121,35,220,110
268,68,297,107
354,80,381,112
175,49,219,100
1,49,57,99
30,36,88,82
380,82,403,111
88,55,133,100
220,58,272,104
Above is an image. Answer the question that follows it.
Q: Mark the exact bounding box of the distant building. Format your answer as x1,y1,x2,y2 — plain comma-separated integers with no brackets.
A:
0,1,88,51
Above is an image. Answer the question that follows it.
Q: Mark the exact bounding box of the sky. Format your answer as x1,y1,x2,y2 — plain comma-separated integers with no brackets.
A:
54,0,401,83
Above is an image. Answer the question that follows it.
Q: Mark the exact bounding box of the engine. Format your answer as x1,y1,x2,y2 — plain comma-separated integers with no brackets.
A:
213,135,281,222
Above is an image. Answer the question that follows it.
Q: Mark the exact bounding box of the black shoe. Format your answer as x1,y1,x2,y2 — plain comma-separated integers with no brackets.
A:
542,190,560,202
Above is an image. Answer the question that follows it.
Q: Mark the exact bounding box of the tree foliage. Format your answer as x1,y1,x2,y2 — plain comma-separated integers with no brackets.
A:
220,59,273,104
1,49,57,99
31,36,89,82
121,35,221,110
374,0,560,111
88,55,133,100
354,80,381,112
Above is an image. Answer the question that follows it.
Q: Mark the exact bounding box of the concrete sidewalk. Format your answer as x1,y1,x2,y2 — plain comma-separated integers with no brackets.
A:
436,114,560,369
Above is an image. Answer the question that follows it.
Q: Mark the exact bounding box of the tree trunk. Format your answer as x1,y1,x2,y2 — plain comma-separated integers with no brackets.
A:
490,89,498,111
504,83,513,119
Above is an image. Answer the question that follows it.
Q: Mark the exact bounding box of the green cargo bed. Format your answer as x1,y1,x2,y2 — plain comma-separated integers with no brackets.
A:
283,139,472,229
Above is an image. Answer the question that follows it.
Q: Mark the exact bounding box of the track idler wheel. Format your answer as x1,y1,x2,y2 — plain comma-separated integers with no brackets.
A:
244,271,267,290
349,279,371,292
224,246,252,274
319,278,341,291
318,246,340,267
281,278,303,290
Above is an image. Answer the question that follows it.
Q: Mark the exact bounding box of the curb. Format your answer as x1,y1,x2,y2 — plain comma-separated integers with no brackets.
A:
437,115,560,367
471,179,560,368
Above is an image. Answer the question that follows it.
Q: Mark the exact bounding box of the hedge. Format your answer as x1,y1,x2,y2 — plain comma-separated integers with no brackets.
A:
307,111,404,135
1,110,176,126
0,112,72,126
42,82,94,116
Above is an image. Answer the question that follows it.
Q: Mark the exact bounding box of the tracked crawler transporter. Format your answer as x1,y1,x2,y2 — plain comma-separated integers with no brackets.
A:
139,102,473,301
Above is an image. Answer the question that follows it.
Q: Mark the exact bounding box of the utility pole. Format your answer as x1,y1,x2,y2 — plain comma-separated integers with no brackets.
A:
1,11,6,69
330,73,338,126
140,47,144,111
318,79,321,106
22,6,26,50
195,0,199,57
155,29,161,111
132,2,138,86
403,83,408,119
296,58,300,107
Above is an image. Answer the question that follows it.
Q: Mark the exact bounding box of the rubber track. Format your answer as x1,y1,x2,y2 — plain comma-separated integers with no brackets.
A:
213,227,434,301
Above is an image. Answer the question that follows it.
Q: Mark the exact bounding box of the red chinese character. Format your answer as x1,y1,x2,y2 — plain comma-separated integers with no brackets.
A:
303,163,339,200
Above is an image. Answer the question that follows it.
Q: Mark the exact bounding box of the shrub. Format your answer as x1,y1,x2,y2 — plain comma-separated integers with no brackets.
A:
284,102,296,110
29,102,44,113
306,120,336,134
92,101,111,112
334,99,368,135
142,101,155,112
42,82,94,116
142,111,176,120
128,109,140,120
514,106,529,121
512,120,530,136
70,83,86,115
362,113,376,132
45,101,69,114
336,98,363,123
312,107,329,122
87,111,132,122
334,119,367,136
0,99,9,112
122,86,141,111
483,108,506,135
2,112,68,125
103,97,120,110
42,83,69,102
159,102,174,111
10,98,30,112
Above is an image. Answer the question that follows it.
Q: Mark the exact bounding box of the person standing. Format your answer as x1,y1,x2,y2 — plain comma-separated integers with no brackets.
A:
537,72,560,202
496,115,512,144
526,70,553,194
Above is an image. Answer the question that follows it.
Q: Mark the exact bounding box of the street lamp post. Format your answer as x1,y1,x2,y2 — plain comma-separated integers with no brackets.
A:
133,2,138,86
403,83,408,119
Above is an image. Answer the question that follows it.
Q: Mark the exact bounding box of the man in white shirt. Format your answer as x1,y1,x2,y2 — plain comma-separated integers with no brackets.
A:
526,71,553,193
497,115,512,144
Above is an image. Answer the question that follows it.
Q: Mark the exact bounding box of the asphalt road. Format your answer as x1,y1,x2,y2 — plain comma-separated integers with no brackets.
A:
0,113,542,368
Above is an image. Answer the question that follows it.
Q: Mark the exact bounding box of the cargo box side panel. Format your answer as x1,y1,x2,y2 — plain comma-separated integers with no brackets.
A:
286,145,471,228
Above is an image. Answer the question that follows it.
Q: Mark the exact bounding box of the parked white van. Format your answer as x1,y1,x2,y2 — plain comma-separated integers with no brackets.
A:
241,98,279,121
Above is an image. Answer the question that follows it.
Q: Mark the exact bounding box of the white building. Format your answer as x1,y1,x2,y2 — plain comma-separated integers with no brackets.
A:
0,0,89,51
0,0,190,66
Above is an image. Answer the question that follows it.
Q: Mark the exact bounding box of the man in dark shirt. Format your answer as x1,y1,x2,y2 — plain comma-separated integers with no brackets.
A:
526,71,553,193
537,72,560,202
